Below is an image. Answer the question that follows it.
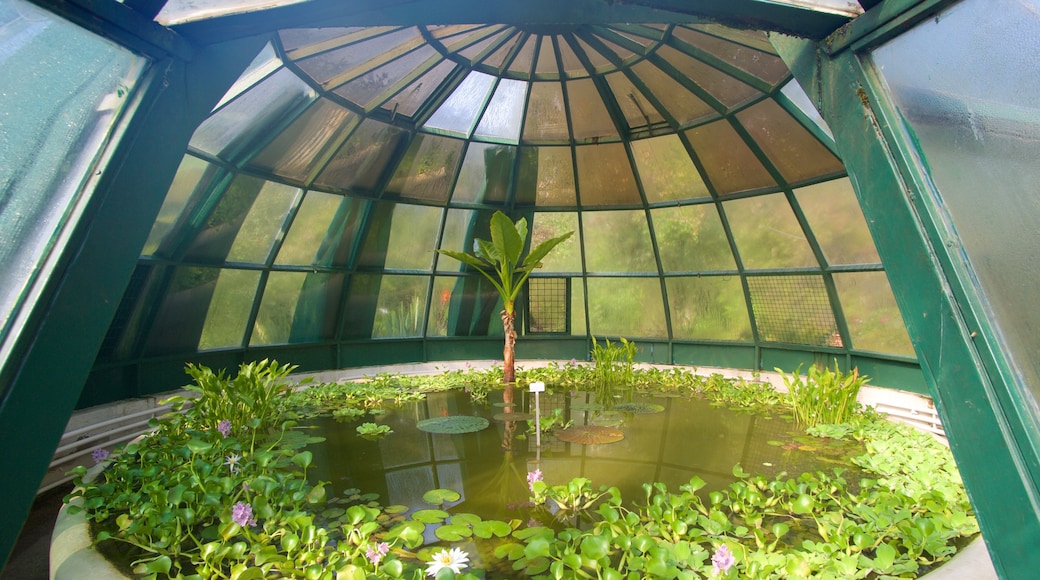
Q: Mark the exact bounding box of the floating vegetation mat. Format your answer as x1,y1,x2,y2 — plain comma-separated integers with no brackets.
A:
416,416,490,434
555,425,625,444
493,412,534,422
614,402,665,414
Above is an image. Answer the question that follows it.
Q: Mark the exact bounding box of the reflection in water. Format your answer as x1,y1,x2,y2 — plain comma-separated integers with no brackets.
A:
306,387,864,526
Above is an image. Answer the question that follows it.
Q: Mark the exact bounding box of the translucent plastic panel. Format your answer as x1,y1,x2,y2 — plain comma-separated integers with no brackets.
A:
781,79,833,139
314,119,407,193
295,27,420,87
373,275,429,338
275,191,342,265
380,59,457,119
214,42,281,111
666,276,752,340
423,71,496,137
655,45,761,109
482,32,524,70
252,272,341,345
427,276,457,336
725,194,817,269
571,279,587,336
143,156,223,257
530,212,581,272
247,99,357,182
523,82,569,142
507,35,537,76
558,38,588,78
334,46,438,110
575,144,642,206
227,181,301,264
833,272,914,356
583,211,656,273
747,275,839,346
198,269,261,350
473,78,526,143
157,0,309,25
535,36,559,77
874,0,1040,394
0,1,141,342
190,68,316,160
795,178,880,265
736,99,844,185
606,72,665,130
279,27,370,53
651,205,737,272
630,60,715,126
587,278,667,338
671,27,789,87
631,134,708,203
567,78,619,142
183,174,266,263
384,204,442,271
515,147,576,207
685,121,776,195
436,209,478,273
449,143,516,205
384,133,464,203
144,267,220,355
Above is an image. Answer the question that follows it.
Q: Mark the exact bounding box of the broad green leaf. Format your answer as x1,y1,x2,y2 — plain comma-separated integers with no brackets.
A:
434,523,472,541
423,488,462,504
489,211,524,266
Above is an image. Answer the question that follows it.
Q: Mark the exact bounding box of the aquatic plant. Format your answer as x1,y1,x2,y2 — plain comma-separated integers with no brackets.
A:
415,415,490,434
554,424,625,444
780,361,868,428
356,422,392,438
590,336,638,390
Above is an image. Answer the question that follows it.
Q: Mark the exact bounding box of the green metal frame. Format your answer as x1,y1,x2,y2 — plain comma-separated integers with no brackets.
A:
772,1,1040,576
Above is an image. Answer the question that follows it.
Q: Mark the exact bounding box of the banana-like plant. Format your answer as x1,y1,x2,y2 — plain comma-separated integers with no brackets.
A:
437,211,573,384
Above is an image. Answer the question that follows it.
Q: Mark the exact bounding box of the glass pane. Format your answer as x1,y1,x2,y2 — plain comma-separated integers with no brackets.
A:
183,174,265,263
535,36,559,77
384,204,442,270
671,27,789,87
314,119,407,193
144,267,219,355
747,275,839,346
227,181,301,264
427,276,456,337
575,144,641,206
515,147,576,207
507,34,537,76
334,45,438,109
449,143,516,205
874,0,1040,401
143,156,223,257
530,212,581,272
436,209,478,272
381,59,457,119
583,211,656,273
1,1,142,341
523,82,569,142
571,278,587,336
373,275,429,338
781,79,833,139
473,78,526,142
725,194,817,269
833,272,914,356
252,271,340,345
630,60,715,125
384,133,464,203
667,276,752,340
606,72,665,130
190,68,316,160
275,191,342,265
795,178,880,265
631,134,708,203
198,269,261,350
685,120,776,195
247,98,357,182
651,205,737,272
656,44,761,109
295,27,419,87
567,78,618,141
423,71,496,137
736,99,844,185
214,42,282,111
587,278,666,338
158,0,310,24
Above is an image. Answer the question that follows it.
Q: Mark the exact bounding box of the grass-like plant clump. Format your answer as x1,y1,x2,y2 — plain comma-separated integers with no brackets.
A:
779,361,868,428
64,356,976,580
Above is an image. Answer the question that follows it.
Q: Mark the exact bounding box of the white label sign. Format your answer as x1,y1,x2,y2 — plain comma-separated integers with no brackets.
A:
529,381,545,393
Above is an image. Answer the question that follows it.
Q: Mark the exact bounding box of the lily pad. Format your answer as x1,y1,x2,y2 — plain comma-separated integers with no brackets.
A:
416,415,489,434
555,425,625,445
422,488,461,505
613,402,664,414
493,412,534,422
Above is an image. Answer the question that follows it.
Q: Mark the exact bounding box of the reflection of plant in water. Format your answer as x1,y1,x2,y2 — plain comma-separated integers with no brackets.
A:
526,407,571,435
355,422,392,438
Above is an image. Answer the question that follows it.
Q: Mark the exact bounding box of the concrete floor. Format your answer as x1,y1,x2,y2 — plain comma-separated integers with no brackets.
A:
2,486,68,580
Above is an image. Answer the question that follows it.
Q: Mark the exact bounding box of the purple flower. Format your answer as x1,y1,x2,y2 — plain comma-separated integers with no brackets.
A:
217,420,232,438
527,469,543,491
231,501,256,527
91,448,110,463
712,544,735,575
570,359,577,365
365,542,390,566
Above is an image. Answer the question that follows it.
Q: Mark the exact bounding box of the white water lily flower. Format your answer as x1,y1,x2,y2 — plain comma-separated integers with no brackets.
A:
426,547,469,576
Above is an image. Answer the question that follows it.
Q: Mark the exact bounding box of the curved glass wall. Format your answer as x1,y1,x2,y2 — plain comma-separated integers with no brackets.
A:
98,23,915,370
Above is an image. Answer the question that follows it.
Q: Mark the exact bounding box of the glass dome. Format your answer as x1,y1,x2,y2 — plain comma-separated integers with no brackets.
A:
96,22,913,381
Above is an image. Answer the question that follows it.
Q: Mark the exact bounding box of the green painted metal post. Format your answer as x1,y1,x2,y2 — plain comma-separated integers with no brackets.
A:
772,31,1040,579
0,37,265,569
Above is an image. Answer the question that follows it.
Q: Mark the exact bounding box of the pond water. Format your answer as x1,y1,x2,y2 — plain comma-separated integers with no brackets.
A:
305,386,866,526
